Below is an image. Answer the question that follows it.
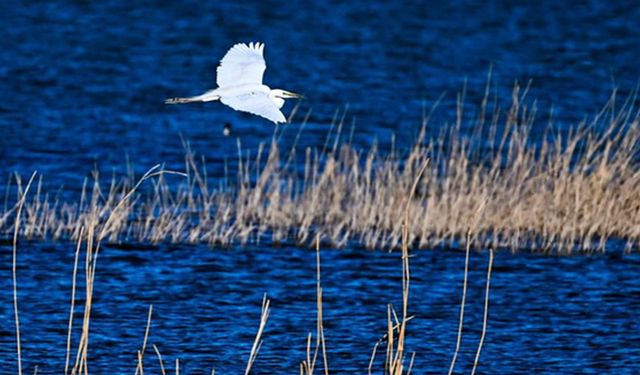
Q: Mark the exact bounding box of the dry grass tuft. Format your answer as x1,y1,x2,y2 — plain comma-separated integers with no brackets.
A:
2,86,639,253
9,164,497,373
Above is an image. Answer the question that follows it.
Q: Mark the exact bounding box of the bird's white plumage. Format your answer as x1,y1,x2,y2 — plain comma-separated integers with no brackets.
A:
166,42,300,124
221,91,286,124
216,42,266,88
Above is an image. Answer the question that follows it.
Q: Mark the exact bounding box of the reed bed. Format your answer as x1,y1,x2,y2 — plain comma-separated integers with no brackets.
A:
8,162,490,374
2,85,640,253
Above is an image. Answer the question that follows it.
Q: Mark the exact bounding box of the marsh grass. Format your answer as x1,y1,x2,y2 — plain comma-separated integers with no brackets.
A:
299,234,329,375
9,165,498,374
8,82,636,373
3,85,639,253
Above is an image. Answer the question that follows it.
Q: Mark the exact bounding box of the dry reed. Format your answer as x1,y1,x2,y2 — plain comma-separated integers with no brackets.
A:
300,234,329,375
9,82,632,373
447,230,471,375
65,227,84,375
135,305,153,375
2,86,639,253
245,294,271,375
11,172,37,375
152,344,167,375
9,168,496,374
471,249,494,375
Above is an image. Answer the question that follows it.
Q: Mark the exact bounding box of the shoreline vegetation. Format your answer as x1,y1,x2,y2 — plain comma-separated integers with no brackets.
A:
2,84,640,253
11,160,496,374
6,82,635,372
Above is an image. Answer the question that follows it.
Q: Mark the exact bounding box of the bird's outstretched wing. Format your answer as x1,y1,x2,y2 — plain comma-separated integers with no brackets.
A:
221,91,286,124
216,42,266,88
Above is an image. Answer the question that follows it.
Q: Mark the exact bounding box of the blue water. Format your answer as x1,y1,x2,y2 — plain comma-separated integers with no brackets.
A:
1,0,640,373
2,1,640,184
2,243,640,374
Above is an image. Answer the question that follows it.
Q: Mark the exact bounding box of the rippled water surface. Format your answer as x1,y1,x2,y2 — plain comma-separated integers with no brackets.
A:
2,243,639,374
2,1,640,184
1,0,640,373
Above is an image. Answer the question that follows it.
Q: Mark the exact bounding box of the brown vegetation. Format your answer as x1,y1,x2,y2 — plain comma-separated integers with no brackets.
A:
9,157,494,374
2,85,639,253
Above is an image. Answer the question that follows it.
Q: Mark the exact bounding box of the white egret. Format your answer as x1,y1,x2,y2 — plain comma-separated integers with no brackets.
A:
165,42,302,124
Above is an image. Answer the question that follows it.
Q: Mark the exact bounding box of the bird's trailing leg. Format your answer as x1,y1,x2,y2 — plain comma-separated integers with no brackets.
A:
165,91,220,104
165,97,198,104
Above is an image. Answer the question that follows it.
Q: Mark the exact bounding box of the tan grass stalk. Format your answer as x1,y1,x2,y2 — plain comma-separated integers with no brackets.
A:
471,249,494,375
12,171,37,375
447,230,471,375
406,352,415,375
368,342,379,375
385,160,429,375
245,294,271,375
152,344,166,375
135,305,153,375
65,227,84,375
137,351,144,375
301,234,330,374
70,167,183,375
369,316,416,374
317,235,329,375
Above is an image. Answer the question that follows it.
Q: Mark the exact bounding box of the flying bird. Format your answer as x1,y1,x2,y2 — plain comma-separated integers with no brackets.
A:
165,42,302,124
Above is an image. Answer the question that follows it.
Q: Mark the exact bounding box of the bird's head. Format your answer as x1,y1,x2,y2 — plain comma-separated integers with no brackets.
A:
271,89,304,100
269,89,304,108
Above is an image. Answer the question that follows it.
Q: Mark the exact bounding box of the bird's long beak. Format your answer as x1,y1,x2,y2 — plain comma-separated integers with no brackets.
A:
283,91,304,99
